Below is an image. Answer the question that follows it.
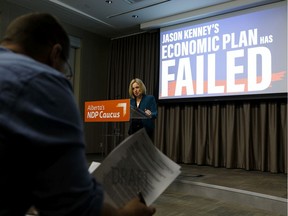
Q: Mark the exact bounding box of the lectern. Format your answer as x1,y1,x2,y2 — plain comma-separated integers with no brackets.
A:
84,99,151,156
130,106,152,119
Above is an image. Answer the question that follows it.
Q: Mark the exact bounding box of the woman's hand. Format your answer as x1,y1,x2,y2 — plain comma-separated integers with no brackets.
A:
144,109,152,117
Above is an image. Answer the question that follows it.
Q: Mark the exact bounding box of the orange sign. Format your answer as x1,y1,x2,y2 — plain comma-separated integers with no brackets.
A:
85,99,130,122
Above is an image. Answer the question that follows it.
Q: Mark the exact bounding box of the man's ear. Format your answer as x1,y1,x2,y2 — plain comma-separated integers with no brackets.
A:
49,43,63,68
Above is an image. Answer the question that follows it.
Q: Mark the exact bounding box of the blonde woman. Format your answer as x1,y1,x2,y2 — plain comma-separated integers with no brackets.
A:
128,78,157,140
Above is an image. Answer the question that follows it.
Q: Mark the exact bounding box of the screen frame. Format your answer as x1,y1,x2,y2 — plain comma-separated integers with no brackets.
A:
158,1,287,104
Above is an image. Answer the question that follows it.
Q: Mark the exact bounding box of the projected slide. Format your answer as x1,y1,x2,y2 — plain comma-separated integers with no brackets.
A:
159,2,287,101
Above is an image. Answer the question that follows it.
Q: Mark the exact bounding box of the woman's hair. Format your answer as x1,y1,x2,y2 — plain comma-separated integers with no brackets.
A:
129,78,147,98
1,13,70,61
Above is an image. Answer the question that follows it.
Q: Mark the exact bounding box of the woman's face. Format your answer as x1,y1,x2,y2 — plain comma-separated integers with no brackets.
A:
132,82,141,98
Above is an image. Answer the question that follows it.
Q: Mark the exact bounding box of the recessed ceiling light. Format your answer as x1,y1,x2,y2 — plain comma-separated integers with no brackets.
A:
132,15,139,18
105,0,112,4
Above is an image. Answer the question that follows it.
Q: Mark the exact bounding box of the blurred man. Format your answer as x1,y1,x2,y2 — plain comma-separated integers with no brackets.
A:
0,12,156,216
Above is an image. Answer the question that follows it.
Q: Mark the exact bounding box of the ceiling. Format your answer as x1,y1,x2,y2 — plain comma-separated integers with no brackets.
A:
6,0,283,39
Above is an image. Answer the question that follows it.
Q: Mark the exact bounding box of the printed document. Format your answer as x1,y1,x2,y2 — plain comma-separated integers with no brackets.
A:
91,128,181,207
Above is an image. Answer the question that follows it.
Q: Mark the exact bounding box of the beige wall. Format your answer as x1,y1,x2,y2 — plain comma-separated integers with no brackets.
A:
0,0,111,153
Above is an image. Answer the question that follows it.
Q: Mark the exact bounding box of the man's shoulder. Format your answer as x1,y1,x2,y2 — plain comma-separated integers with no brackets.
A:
0,48,62,82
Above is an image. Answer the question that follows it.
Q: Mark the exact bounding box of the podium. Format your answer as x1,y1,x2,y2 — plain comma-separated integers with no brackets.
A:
104,107,151,155
84,99,151,156
130,106,152,119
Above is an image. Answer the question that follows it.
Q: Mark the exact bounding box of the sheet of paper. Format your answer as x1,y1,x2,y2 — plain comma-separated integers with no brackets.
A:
88,161,101,174
91,128,181,208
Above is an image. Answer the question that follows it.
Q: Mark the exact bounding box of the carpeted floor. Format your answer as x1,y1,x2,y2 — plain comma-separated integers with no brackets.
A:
87,153,287,216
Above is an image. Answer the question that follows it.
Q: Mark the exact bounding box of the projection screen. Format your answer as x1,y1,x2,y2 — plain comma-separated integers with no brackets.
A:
159,2,287,102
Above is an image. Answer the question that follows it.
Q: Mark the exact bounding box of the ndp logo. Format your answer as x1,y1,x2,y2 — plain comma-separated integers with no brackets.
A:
85,99,130,122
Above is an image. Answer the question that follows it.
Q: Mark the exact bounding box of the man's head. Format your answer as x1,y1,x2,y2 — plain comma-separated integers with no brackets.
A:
1,12,70,73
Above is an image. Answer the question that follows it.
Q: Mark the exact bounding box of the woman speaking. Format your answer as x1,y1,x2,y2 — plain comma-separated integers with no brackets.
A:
128,78,157,140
